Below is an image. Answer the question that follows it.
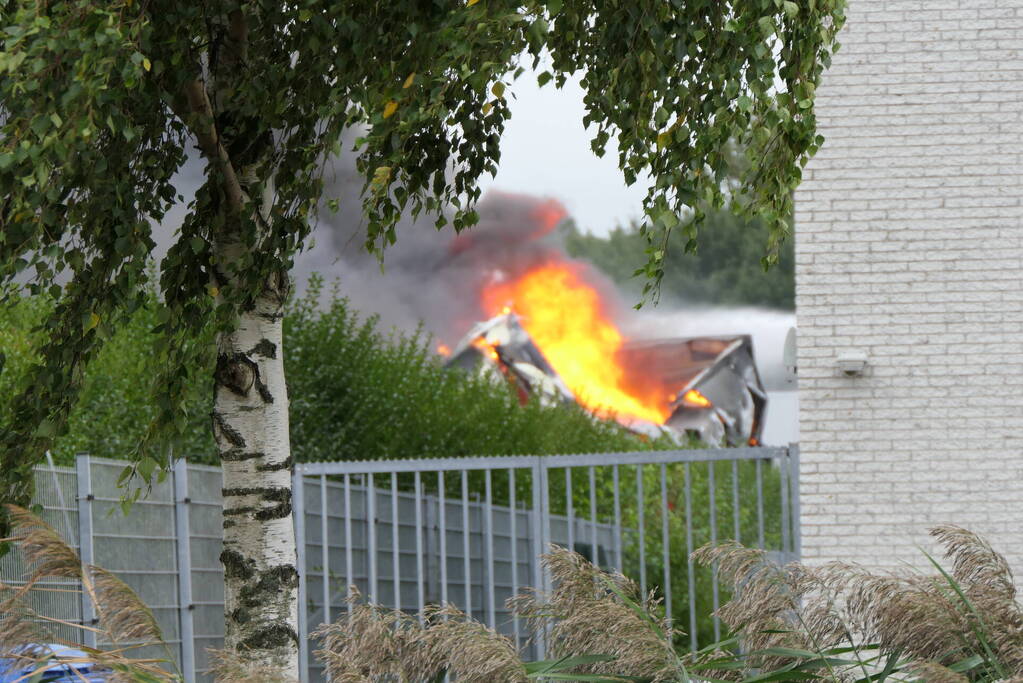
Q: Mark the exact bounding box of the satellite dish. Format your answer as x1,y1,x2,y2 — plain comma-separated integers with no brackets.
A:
783,327,797,383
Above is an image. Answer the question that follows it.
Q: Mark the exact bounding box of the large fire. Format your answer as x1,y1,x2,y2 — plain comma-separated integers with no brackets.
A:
482,261,673,424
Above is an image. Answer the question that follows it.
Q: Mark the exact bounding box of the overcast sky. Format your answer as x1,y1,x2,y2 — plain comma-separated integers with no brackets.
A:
476,70,652,237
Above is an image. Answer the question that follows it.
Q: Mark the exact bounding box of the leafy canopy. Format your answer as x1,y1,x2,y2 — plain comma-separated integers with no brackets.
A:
0,0,845,498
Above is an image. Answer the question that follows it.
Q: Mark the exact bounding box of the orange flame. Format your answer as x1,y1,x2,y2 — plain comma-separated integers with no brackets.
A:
482,261,670,424
436,343,452,357
472,337,500,362
529,199,568,236
681,389,712,409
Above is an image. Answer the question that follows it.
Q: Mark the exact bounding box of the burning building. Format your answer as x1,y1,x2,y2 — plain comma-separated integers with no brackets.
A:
442,260,767,446
283,174,771,445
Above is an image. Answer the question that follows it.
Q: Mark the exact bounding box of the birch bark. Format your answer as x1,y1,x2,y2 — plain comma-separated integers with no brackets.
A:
212,264,299,673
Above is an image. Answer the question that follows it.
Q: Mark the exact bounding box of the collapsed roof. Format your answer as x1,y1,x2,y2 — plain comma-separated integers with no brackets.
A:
445,313,767,446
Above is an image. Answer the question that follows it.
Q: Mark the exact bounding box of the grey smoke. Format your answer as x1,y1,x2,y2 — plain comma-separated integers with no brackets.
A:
158,153,798,444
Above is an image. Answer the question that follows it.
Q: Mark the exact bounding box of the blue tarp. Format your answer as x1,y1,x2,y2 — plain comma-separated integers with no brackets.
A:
0,645,109,682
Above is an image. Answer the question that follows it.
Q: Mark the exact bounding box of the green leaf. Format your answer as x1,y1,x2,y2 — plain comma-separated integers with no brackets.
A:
923,550,1007,678
547,0,564,15
525,655,617,674
137,456,157,482
783,1,799,17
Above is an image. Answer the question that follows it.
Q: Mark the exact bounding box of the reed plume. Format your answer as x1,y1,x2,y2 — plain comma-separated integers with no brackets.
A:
313,587,528,682
509,544,689,682
1,504,177,682
696,525,1023,681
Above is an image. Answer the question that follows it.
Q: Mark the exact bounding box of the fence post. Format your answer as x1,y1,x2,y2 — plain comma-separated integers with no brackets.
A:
779,451,791,561
789,444,802,561
293,467,308,683
75,454,97,649
173,459,196,683
531,457,548,657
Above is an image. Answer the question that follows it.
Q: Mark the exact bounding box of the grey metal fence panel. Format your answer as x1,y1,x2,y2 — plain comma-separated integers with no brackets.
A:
0,459,83,645
184,463,225,683
3,446,799,683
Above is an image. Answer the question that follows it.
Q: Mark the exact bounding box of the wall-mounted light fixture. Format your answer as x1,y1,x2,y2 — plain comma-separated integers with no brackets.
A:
836,352,868,377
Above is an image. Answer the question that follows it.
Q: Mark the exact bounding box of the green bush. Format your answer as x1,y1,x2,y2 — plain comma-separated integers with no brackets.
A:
285,277,658,463
0,292,214,466
0,277,655,465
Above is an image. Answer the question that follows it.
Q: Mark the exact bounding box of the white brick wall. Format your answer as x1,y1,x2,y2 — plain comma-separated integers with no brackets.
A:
794,0,1023,570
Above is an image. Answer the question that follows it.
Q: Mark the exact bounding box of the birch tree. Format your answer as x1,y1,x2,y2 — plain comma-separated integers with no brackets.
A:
0,0,844,677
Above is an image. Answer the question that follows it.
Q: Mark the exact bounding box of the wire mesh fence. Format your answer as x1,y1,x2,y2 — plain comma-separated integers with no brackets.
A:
1,446,798,683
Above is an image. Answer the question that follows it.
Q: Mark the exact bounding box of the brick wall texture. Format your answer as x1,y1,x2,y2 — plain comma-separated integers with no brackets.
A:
794,0,1023,569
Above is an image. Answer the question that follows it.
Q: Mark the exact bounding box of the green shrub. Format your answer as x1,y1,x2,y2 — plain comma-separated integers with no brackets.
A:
284,276,657,463
0,292,214,466
0,276,656,466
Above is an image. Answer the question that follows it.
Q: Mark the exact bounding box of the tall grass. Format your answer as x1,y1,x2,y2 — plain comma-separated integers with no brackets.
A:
7,505,1018,681
0,504,180,683
319,527,1023,682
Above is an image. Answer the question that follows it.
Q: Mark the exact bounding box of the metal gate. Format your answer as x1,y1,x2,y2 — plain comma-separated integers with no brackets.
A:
293,446,799,682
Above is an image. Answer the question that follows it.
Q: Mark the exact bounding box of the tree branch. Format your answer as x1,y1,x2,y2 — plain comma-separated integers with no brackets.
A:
169,78,245,215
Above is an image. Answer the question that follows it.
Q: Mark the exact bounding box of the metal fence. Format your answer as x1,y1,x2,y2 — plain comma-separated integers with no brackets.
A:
294,446,800,681
1,446,798,683
0,455,227,680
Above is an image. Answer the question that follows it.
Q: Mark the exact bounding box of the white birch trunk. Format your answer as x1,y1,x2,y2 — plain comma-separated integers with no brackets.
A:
213,267,299,674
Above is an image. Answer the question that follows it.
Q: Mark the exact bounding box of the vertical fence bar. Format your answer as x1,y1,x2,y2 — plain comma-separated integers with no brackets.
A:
320,475,331,625
684,462,697,653
732,460,741,543
659,463,671,624
588,467,598,565
612,465,622,572
293,469,308,683
439,472,448,606
344,474,353,615
391,474,401,610
509,469,520,649
45,452,73,540
790,444,802,560
367,473,378,604
780,454,791,560
415,472,425,618
75,454,97,649
756,459,765,550
461,470,472,618
709,460,720,642
565,467,574,554
536,459,550,657
636,464,646,598
173,459,196,683
484,470,495,629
